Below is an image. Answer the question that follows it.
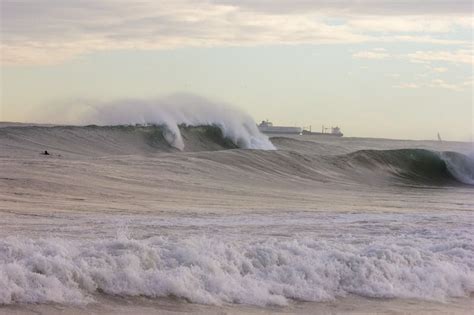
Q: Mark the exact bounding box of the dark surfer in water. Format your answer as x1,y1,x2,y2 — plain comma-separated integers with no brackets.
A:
41,150,50,155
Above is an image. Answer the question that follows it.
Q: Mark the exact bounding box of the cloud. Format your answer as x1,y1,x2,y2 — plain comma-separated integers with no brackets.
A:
430,67,448,73
394,79,471,91
346,16,472,33
428,79,463,91
406,50,474,65
1,0,473,65
213,0,473,16
353,50,389,60
385,35,470,46
353,48,473,66
462,78,474,87
394,83,420,89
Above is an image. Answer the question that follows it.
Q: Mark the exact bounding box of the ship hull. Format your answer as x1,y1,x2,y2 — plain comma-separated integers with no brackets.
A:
258,126,302,134
301,131,343,137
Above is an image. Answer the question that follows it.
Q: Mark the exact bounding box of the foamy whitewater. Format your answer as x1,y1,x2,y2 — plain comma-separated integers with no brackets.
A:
0,102,473,313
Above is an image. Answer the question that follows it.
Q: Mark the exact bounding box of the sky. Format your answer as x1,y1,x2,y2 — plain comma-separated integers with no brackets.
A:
0,0,473,141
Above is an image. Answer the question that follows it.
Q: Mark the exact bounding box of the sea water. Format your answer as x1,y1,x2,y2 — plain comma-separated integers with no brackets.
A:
0,122,473,314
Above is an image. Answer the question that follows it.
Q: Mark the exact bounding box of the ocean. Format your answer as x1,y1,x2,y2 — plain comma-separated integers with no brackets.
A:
0,122,473,314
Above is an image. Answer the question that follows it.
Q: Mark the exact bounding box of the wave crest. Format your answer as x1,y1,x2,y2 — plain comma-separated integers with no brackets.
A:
28,94,275,151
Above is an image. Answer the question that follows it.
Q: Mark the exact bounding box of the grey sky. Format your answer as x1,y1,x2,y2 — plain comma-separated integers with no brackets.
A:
0,1,472,140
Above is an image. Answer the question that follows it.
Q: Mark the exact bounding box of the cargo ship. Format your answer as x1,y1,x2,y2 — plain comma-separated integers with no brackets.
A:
257,120,302,135
302,125,343,137
258,120,343,137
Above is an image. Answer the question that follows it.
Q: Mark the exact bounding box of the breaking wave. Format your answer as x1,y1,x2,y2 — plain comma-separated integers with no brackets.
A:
25,94,275,151
337,149,474,186
1,235,472,306
441,151,474,185
0,124,271,157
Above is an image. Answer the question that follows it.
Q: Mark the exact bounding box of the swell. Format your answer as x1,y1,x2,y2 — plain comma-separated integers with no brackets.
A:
1,125,472,187
193,148,474,187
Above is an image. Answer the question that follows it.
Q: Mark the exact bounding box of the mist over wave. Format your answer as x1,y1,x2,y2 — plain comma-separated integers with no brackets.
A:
29,94,275,150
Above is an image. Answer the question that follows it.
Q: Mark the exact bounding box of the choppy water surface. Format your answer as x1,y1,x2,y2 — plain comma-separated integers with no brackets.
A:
0,123,473,314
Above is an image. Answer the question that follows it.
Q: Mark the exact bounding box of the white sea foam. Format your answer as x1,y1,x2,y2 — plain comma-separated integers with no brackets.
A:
28,94,275,150
1,234,472,306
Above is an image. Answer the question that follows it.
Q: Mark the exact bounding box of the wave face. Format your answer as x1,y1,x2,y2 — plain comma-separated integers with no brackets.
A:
1,232,472,306
335,149,474,186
